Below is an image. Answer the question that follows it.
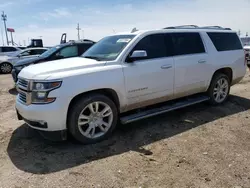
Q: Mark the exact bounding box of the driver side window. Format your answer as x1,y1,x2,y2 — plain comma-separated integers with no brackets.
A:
57,46,78,58
129,33,173,60
20,50,31,56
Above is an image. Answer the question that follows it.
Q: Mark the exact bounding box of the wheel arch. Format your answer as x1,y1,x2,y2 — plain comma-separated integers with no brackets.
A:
208,67,233,89
66,88,120,128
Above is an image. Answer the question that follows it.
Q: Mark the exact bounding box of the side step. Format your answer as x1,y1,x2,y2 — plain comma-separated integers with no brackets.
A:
120,95,210,124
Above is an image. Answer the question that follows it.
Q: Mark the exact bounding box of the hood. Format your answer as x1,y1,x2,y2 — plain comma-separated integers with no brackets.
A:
18,57,105,80
14,57,40,67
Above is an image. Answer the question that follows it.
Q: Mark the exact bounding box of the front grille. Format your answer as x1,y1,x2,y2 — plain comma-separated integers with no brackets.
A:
18,78,28,90
18,92,27,104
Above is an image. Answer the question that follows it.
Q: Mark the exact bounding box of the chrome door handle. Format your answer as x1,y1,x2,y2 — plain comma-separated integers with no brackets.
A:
161,65,172,69
198,60,206,64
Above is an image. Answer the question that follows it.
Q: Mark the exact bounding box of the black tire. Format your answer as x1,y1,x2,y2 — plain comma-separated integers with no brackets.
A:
207,73,230,105
0,62,12,74
68,94,118,144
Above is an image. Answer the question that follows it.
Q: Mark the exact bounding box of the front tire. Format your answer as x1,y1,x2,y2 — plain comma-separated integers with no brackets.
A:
0,62,12,74
68,94,118,144
207,73,230,105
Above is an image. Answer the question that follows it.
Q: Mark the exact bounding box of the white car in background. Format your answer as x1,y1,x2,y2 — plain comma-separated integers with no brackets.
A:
0,46,21,56
0,47,48,73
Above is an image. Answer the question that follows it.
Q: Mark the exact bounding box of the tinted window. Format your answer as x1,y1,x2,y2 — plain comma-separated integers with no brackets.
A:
2,47,18,52
30,49,47,55
58,46,78,58
132,34,172,59
78,43,94,55
207,32,242,51
171,33,205,56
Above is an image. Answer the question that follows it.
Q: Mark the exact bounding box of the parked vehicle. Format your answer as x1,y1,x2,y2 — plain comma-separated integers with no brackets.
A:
15,25,246,144
0,46,21,56
12,40,95,82
0,47,48,74
244,46,250,66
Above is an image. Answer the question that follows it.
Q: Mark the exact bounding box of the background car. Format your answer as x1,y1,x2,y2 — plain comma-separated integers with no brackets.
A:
244,45,250,66
12,40,95,82
0,47,48,74
0,46,21,56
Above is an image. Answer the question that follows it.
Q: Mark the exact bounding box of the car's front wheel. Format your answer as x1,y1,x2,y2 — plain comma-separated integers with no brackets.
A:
68,94,118,144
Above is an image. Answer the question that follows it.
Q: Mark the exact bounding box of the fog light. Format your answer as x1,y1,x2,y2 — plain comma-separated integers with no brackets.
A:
37,92,46,98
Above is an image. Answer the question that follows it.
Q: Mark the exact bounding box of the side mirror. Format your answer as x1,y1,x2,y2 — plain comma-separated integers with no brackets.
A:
127,50,147,62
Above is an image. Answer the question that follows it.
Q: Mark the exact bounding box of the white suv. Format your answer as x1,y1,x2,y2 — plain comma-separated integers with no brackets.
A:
15,25,246,144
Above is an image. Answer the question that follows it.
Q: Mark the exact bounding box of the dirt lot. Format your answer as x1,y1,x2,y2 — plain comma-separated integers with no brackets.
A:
0,72,250,188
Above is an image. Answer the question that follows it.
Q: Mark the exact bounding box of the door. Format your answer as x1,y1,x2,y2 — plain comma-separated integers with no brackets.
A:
172,32,210,97
123,33,175,109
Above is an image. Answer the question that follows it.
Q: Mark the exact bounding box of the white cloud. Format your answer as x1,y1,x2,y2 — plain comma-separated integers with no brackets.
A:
0,2,14,8
14,0,250,46
38,8,72,21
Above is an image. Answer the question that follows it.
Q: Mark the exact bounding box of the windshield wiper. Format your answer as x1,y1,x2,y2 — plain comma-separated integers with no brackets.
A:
83,56,101,61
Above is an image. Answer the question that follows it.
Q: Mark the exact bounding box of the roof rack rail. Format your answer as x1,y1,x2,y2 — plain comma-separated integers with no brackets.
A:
199,26,232,30
164,25,198,29
164,25,231,30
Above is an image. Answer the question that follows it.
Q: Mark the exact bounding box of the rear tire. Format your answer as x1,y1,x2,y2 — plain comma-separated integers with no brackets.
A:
68,94,118,144
0,62,12,74
207,73,230,105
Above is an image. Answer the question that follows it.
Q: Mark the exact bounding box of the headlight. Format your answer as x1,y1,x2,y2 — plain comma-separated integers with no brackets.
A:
15,66,23,71
31,81,62,104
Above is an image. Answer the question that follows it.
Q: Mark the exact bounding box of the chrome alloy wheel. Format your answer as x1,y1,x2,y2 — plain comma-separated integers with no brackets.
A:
213,77,229,103
77,101,113,139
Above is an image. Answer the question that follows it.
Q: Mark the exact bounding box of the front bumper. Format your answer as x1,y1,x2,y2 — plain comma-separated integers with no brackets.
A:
16,97,69,132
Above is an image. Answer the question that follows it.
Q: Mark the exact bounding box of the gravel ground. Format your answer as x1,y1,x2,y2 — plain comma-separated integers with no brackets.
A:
0,72,250,188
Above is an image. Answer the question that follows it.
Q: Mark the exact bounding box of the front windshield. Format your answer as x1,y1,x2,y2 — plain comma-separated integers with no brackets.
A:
39,45,61,58
82,35,135,61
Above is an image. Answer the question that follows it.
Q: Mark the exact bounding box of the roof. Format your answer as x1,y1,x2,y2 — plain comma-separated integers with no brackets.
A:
115,25,236,36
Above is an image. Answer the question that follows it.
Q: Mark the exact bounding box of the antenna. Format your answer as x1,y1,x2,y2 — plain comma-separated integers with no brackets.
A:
76,23,81,40
131,27,138,33
1,11,9,45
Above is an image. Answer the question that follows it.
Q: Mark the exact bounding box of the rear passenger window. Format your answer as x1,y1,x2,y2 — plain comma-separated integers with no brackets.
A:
207,32,242,51
132,34,172,59
171,33,205,56
2,47,17,52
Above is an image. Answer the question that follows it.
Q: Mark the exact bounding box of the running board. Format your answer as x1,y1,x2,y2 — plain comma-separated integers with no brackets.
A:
120,95,210,124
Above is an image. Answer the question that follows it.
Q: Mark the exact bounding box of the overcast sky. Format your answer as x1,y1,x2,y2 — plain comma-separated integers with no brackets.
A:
0,0,250,46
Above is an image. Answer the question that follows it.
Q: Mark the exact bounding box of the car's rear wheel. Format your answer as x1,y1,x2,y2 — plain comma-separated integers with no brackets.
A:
0,62,12,74
207,73,230,105
68,94,118,144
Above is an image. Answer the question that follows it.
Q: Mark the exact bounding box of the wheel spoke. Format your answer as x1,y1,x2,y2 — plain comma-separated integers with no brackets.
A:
88,103,95,114
101,107,112,117
90,127,95,137
98,124,106,132
101,120,110,128
79,114,90,121
85,126,92,135
78,120,89,126
94,102,99,113
215,93,220,101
